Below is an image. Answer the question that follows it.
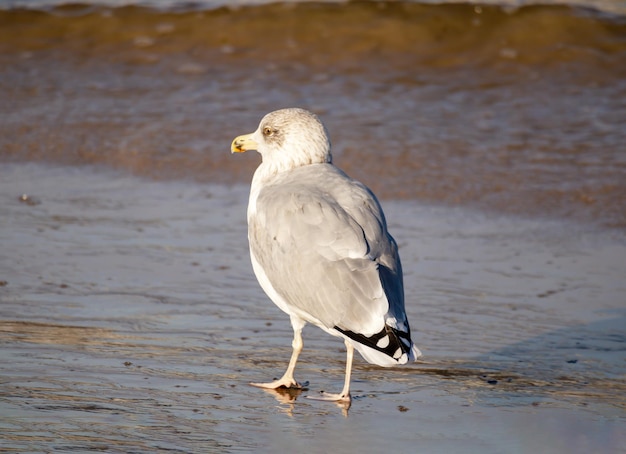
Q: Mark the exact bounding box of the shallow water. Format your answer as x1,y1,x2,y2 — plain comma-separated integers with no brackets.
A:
1,164,624,452
1,1,625,228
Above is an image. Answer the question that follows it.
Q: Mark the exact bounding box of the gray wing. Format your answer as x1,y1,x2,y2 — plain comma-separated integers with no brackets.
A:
249,164,410,343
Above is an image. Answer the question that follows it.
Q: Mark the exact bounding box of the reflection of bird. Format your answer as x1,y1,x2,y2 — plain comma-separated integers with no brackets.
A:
231,108,421,402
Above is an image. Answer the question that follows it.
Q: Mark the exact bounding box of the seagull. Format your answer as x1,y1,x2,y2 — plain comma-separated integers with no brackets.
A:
231,108,421,402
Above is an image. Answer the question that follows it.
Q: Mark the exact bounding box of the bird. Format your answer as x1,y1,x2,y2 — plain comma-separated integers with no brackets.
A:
231,108,421,402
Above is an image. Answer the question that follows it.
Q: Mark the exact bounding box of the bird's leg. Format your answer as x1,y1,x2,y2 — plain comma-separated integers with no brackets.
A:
250,316,305,389
307,339,353,403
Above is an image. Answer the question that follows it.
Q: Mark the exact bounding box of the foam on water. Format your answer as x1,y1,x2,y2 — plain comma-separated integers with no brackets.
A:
2,0,626,16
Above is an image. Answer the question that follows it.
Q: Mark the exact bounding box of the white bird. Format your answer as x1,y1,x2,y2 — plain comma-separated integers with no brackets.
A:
231,108,421,402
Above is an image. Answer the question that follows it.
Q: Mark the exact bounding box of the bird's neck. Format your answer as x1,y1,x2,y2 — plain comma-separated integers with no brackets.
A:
247,163,276,221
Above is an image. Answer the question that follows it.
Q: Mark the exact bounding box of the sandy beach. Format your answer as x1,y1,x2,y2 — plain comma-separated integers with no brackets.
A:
1,163,624,453
1,1,625,451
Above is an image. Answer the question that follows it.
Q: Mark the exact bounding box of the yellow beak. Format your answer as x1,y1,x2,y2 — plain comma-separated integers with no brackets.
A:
231,133,258,153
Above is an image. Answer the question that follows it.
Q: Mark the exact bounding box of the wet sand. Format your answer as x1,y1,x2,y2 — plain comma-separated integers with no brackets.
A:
1,163,624,453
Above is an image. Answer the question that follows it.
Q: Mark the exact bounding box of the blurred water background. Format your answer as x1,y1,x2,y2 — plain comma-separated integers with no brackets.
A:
1,0,625,228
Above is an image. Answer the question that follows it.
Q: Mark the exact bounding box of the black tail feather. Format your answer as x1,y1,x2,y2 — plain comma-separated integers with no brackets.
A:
333,323,412,360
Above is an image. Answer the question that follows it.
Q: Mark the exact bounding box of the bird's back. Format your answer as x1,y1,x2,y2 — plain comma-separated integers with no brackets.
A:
248,163,420,366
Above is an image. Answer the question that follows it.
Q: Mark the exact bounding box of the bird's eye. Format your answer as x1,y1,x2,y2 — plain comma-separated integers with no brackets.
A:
262,126,273,136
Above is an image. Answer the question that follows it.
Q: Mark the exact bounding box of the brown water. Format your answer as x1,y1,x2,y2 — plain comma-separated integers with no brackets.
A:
1,2,625,228
1,2,626,452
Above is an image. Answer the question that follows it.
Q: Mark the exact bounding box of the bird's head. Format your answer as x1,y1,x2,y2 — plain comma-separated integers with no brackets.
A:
231,108,332,174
